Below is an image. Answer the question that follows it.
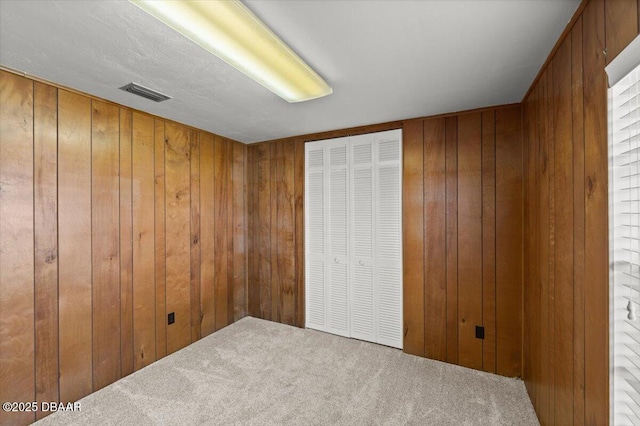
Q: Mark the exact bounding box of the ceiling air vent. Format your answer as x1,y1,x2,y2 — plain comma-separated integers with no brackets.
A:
119,82,171,102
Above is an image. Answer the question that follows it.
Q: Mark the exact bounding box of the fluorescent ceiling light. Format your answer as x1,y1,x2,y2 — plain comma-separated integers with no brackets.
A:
130,0,333,103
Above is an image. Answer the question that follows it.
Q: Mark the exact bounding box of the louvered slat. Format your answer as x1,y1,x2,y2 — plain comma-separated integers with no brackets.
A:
328,262,349,336
306,260,325,328
330,168,347,257
307,171,324,255
374,133,403,349
352,168,373,258
377,165,401,261
351,264,374,340
377,266,402,348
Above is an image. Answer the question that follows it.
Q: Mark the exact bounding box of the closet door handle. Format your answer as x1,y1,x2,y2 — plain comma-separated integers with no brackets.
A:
334,258,339,264
359,260,365,266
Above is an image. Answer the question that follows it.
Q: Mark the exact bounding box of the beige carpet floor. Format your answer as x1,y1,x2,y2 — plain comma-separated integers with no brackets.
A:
36,317,538,425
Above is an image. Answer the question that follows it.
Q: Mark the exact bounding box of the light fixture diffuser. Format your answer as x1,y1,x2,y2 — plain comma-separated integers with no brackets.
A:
130,0,333,103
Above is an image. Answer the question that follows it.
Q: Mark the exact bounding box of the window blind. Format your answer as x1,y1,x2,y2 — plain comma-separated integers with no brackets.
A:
612,63,640,426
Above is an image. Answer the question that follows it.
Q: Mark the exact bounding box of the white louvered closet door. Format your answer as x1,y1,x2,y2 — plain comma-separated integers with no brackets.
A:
350,134,376,343
327,138,350,337
305,145,326,331
374,131,403,349
305,130,403,349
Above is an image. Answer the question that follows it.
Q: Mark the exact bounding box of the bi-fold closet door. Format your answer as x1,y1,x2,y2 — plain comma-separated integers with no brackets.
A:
305,129,402,349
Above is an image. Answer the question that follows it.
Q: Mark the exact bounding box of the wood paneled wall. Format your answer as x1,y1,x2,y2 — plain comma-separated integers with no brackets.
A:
247,105,523,377
247,138,305,327
403,106,523,377
522,0,638,424
0,70,247,425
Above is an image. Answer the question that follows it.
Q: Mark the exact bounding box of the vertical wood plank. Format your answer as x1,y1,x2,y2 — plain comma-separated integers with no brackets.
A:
132,112,156,370
165,122,192,354
119,108,134,378
481,110,497,374
247,146,259,318
257,144,272,320
522,87,537,409
281,140,296,325
445,116,459,364
190,130,201,342
227,139,235,326
200,133,216,336
294,139,306,328
270,141,281,322
58,89,93,403
402,120,425,357
605,0,638,64
571,17,586,426
495,106,523,378
91,100,121,391
583,0,609,423
457,112,483,371
0,71,35,425
527,83,541,411
538,69,551,426
214,136,229,329
154,120,167,359
423,118,447,361
33,81,59,419
547,59,557,426
552,36,574,425
233,142,247,321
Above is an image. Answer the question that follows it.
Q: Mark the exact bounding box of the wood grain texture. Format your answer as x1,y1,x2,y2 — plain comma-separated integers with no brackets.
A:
154,119,167,360
402,120,425,357
200,133,216,336
214,136,230,330
33,82,59,419
0,71,35,426
524,130,535,399
119,108,134,379
227,139,235,327
547,61,557,426
583,0,609,423
445,116,459,365
521,1,618,421
165,122,192,354
423,118,447,361
571,16,586,426
481,110,496,374
605,0,638,64
456,113,483,371
552,36,574,425
270,141,281,322
495,106,523,378
0,71,247,425
279,140,296,325
522,86,535,405
132,112,156,370
190,130,201,342
247,146,259,318
538,69,551,426
58,89,93,403
91,100,121,391
257,144,272,319
294,139,305,328
233,141,247,321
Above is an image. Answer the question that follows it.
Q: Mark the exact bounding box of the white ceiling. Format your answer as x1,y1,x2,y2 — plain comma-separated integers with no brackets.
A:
0,0,579,143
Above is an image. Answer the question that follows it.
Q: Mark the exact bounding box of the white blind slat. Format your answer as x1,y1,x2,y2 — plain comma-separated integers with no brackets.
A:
613,61,640,426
